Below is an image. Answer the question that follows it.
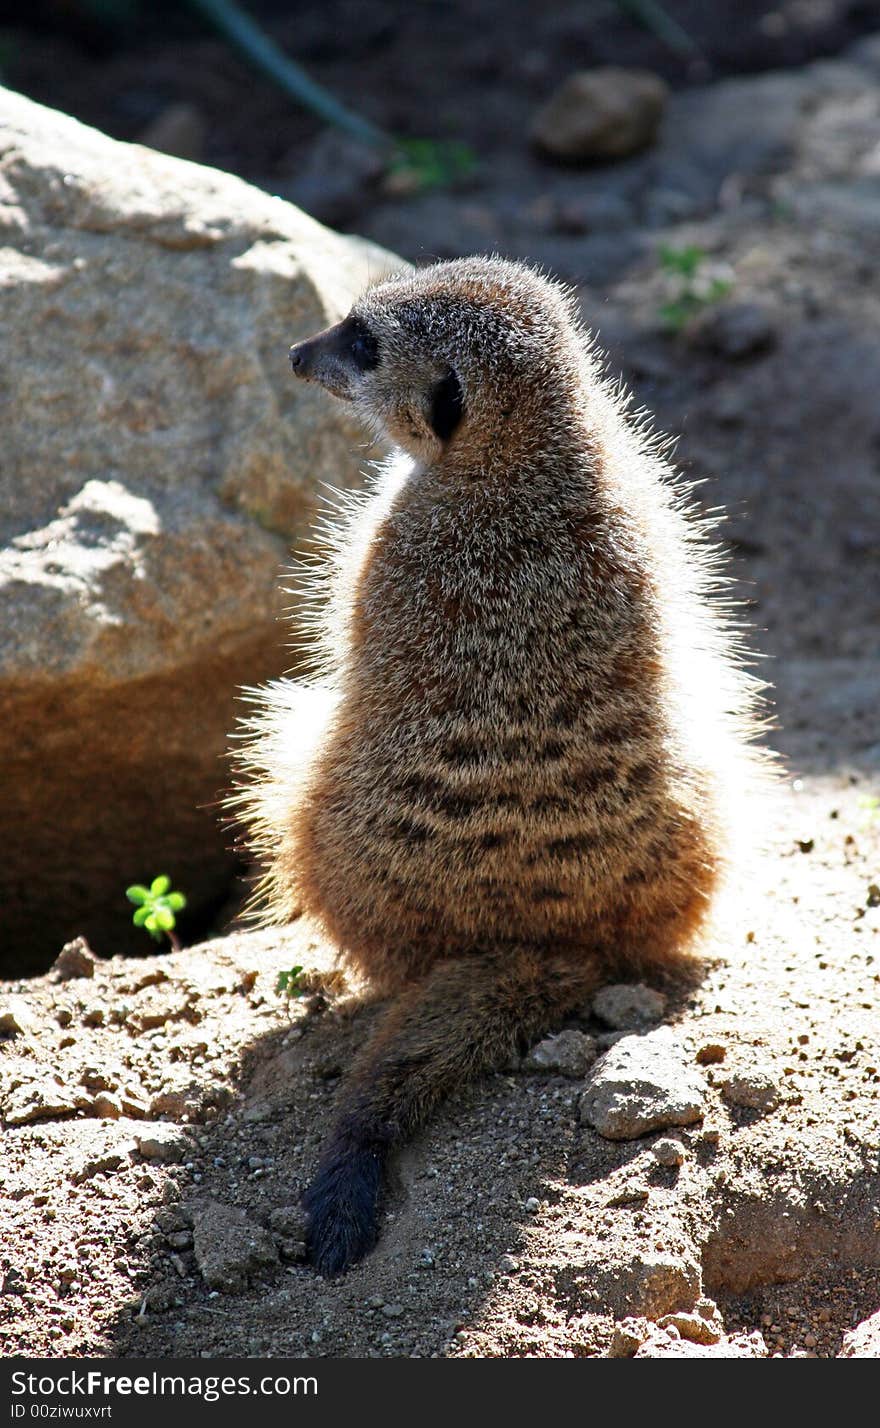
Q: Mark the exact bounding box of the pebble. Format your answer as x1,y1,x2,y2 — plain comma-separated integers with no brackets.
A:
524,1029,598,1077
135,1124,187,1163
268,1206,307,1241
608,1317,651,1357
580,1028,706,1140
695,1040,726,1066
0,998,37,1036
524,1197,541,1214
720,1063,782,1114
652,1137,685,1167
659,1310,722,1345
531,67,668,163
592,983,667,1030
5,1082,77,1125
53,938,96,981
92,1092,122,1120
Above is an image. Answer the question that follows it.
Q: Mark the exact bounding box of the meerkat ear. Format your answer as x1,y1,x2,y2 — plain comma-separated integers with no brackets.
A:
429,369,464,442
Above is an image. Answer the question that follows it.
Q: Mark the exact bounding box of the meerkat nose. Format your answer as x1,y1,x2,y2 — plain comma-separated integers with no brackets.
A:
289,343,306,372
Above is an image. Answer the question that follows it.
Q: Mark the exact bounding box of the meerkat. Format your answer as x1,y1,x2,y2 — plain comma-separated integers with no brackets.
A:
232,255,765,1277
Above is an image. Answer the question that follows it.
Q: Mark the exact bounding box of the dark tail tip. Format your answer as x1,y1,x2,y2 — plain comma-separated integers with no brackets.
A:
302,1142,385,1278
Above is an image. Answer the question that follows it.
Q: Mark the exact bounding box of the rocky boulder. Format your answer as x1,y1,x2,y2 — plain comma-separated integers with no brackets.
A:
0,88,400,973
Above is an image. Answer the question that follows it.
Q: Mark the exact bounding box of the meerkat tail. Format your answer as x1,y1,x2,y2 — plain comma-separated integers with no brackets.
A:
303,950,603,1276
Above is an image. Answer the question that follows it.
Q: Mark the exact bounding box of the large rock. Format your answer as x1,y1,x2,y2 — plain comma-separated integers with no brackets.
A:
0,89,400,972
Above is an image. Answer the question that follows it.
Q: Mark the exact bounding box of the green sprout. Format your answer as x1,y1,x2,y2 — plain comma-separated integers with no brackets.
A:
276,965,307,997
387,138,478,194
858,794,880,828
126,875,186,951
657,244,734,332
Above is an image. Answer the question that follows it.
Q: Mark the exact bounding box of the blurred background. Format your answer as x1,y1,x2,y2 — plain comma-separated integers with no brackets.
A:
3,0,880,265
2,0,879,972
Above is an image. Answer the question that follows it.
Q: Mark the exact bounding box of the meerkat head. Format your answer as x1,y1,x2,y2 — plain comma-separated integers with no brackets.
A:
288,256,585,467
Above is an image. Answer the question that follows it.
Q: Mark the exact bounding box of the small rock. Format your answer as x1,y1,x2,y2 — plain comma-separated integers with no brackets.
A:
595,1030,628,1050
695,1040,726,1066
92,1093,123,1120
532,67,668,163
278,1238,308,1264
144,1280,177,1313
156,1208,190,1234
53,938,96,981
524,1197,541,1214
688,302,777,360
382,1303,404,1319
166,1231,193,1251
720,1063,781,1114
652,1137,685,1167
82,1007,105,1028
499,1255,520,1273
0,998,38,1036
150,1090,200,1120
592,983,667,1030
525,1029,598,1077
135,1125,187,1163
608,1317,652,1357
580,1028,706,1140
191,1200,278,1293
73,1149,129,1183
659,1311,722,1345
268,1206,308,1241
119,1095,149,1119
606,1185,650,1208
5,1082,77,1126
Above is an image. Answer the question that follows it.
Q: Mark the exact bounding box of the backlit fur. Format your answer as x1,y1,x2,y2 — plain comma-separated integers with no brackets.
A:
230,256,767,1274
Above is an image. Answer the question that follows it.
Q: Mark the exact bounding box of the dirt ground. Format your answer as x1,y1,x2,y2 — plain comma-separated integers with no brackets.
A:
2,770,879,1358
2,1,880,1361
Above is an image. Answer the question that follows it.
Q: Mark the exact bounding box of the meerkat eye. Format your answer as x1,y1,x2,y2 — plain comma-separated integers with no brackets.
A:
348,319,379,372
429,369,464,442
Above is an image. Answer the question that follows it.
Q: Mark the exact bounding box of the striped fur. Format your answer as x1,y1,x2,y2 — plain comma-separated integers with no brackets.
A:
230,257,768,1274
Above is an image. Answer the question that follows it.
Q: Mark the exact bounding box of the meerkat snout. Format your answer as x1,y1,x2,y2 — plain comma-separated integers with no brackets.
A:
288,314,380,400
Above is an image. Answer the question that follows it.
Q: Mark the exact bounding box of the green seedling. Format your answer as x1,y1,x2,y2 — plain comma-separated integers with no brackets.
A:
657,243,734,332
858,794,880,828
276,965,307,997
387,138,478,194
126,875,186,951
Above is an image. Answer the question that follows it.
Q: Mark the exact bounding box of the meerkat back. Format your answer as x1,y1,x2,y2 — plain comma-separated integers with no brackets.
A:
231,255,767,1275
